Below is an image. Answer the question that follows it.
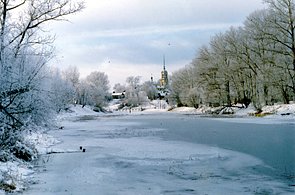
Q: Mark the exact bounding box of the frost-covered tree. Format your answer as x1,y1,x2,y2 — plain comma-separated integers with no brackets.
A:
50,68,75,112
170,66,197,107
0,0,84,126
113,83,126,93
83,71,110,108
0,0,84,161
171,0,295,111
124,76,142,106
62,66,80,89
77,79,90,107
141,81,158,100
62,65,80,103
255,0,295,102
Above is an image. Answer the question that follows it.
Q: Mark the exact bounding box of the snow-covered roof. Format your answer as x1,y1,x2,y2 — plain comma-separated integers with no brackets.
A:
112,92,125,96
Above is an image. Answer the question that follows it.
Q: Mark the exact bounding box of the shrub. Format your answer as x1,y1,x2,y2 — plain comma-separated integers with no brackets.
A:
0,127,37,162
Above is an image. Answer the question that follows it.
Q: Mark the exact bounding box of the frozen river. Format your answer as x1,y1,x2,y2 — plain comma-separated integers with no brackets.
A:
128,114,295,174
24,113,295,194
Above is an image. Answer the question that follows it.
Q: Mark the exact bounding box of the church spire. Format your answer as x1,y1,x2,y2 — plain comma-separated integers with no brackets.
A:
160,54,168,87
163,54,166,71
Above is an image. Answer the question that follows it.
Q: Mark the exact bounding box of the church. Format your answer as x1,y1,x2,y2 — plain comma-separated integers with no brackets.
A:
155,55,170,99
160,56,168,88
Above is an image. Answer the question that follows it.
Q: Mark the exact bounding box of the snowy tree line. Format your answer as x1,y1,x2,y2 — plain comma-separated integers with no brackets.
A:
53,69,160,113
170,0,295,111
0,0,85,162
113,76,158,108
58,66,111,110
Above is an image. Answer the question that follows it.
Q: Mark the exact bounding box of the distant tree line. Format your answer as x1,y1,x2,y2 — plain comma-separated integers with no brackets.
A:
55,66,111,111
53,70,160,113
170,0,295,110
113,76,158,108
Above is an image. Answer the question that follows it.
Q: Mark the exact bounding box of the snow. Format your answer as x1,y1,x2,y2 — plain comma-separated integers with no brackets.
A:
170,107,198,113
107,99,171,114
234,104,256,116
107,99,122,111
1,103,295,194
169,103,295,119
0,161,34,193
0,126,61,193
0,106,89,193
166,103,295,125
57,104,103,120
25,130,60,155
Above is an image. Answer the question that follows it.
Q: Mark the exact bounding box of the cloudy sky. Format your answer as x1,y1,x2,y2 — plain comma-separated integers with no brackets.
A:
49,0,266,88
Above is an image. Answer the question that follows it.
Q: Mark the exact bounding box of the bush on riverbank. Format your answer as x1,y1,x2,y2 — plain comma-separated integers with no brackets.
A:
0,127,37,162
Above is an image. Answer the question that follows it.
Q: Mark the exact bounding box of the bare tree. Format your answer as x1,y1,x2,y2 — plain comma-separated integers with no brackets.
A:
260,0,295,99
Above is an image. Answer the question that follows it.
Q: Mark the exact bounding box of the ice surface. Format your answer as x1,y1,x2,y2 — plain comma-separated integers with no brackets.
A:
24,113,294,195
211,116,295,125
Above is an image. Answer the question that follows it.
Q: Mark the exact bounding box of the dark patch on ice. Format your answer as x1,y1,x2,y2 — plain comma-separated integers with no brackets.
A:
162,188,195,194
75,115,98,121
100,127,166,139
252,187,275,195
114,161,134,169
167,169,225,181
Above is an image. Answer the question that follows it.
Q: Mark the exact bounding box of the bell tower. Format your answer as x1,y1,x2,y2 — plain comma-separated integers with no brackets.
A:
160,55,168,87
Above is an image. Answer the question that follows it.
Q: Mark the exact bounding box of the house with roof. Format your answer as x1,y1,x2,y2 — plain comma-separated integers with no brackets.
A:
111,91,125,99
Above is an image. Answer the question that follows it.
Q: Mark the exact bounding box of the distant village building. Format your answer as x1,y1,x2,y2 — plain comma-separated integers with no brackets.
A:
112,91,125,99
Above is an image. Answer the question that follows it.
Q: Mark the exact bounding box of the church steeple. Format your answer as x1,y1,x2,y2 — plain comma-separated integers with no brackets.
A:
160,55,168,87
163,54,166,71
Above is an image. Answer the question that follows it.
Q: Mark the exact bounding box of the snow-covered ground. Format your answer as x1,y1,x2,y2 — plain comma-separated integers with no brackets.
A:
169,103,295,118
0,129,59,194
0,105,99,194
169,103,295,125
1,103,295,194
109,99,295,119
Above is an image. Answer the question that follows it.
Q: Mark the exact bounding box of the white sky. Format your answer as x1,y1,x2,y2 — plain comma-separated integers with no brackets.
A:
49,0,266,88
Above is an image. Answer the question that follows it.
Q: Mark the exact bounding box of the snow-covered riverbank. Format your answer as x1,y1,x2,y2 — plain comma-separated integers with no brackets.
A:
0,130,59,193
169,103,295,118
0,106,99,194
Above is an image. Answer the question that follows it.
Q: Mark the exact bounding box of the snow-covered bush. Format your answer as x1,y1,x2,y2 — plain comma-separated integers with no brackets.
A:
0,126,37,162
0,172,16,192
